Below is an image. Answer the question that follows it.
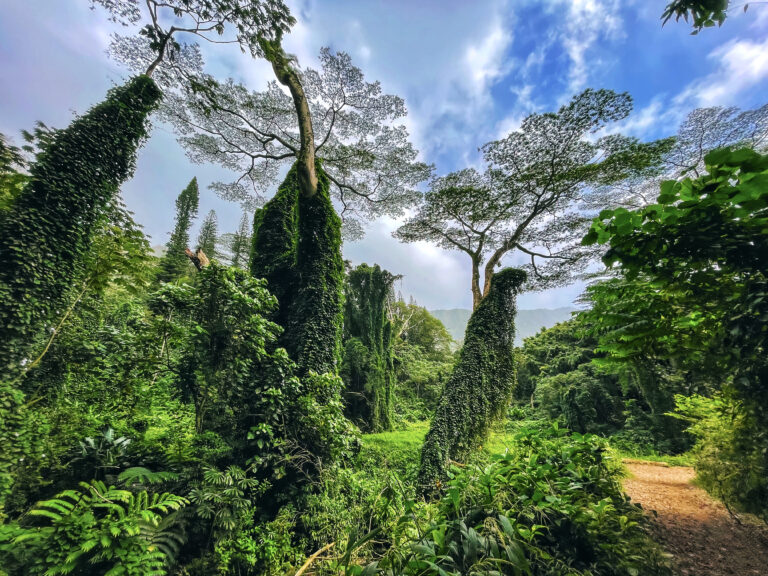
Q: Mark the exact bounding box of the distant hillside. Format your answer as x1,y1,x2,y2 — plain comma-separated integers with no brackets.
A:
430,307,575,345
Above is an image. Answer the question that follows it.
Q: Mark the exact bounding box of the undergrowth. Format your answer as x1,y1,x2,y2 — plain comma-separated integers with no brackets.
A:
324,421,672,576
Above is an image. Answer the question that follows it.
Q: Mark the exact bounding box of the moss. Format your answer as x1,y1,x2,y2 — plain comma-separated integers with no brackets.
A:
249,161,343,376
417,268,527,496
341,264,397,432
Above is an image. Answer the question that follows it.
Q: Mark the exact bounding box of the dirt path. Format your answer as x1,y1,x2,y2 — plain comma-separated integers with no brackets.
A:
623,462,768,576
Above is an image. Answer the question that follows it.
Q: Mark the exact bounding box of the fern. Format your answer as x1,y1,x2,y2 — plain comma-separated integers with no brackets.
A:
118,467,179,487
0,480,188,575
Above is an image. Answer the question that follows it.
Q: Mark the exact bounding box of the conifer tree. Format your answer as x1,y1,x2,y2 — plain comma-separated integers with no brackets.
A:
158,177,199,283
228,213,251,269
196,210,218,260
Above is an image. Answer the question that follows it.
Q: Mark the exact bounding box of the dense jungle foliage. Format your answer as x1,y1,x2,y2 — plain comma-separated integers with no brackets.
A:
1,0,767,574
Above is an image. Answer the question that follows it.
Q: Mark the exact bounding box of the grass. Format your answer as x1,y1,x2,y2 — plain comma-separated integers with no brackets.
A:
362,420,695,473
610,448,694,468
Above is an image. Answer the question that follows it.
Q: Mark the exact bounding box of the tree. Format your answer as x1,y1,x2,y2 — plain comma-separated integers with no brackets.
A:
584,103,768,213
250,163,345,376
389,299,453,362
219,212,251,269
396,89,670,309
0,78,160,514
0,75,161,375
418,268,526,495
389,298,455,421
667,105,768,176
341,264,398,432
162,47,431,236
92,0,294,80
230,213,251,269
584,146,768,514
158,177,199,282
196,209,218,259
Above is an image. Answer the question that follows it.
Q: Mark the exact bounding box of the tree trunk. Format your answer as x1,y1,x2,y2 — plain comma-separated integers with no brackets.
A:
263,41,318,198
471,258,483,311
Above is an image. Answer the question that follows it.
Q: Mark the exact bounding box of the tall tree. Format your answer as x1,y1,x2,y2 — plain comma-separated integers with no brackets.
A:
196,209,218,259
418,268,527,495
586,103,768,213
396,90,671,309
341,264,398,432
92,0,294,81
158,177,199,282
0,76,161,375
0,77,161,511
236,33,425,375
221,212,251,269
160,47,431,236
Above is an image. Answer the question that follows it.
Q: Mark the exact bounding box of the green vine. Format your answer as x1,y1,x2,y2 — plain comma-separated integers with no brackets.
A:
341,264,398,432
418,268,527,495
249,161,343,376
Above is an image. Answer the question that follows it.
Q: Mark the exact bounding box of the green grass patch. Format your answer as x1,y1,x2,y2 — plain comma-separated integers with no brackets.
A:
610,448,694,467
360,421,429,479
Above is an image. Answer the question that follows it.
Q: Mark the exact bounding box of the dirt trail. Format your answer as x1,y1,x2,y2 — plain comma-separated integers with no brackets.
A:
623,462,768,576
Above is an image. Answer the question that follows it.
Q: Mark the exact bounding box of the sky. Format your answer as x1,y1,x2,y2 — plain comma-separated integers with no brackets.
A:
2,0,767,310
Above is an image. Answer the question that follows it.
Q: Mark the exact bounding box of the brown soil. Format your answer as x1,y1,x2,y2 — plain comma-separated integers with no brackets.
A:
623,462,768,576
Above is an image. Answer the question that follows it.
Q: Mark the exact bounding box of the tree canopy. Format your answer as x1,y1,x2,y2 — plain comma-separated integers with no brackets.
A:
161,48,431,237
93,0,294,78
396,89,671,307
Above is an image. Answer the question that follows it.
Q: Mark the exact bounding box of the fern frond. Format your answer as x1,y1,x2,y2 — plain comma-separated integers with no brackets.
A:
118,466,178,486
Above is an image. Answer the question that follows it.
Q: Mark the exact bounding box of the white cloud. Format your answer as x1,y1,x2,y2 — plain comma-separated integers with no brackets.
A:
675,37,768,107
464,20,514,103
557,0,624,93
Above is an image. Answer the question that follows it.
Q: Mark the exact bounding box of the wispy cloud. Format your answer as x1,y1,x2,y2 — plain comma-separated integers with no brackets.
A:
557,0,625,93
675,37,768,107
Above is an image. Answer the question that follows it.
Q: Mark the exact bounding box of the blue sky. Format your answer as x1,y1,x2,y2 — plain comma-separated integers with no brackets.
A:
1,0,767,309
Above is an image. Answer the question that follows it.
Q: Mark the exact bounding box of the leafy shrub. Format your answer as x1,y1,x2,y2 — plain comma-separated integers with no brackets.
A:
364,424,671,576
673,394,768,521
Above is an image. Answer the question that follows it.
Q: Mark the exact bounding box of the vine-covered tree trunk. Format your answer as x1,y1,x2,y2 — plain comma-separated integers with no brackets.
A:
341,264,398,432
0,75,161,513
250,161,343,376
418,268,527,496
0,75,161,374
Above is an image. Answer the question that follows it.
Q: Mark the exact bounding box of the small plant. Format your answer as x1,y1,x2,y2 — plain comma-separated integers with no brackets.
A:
0,477,187,575
71,427,132,481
